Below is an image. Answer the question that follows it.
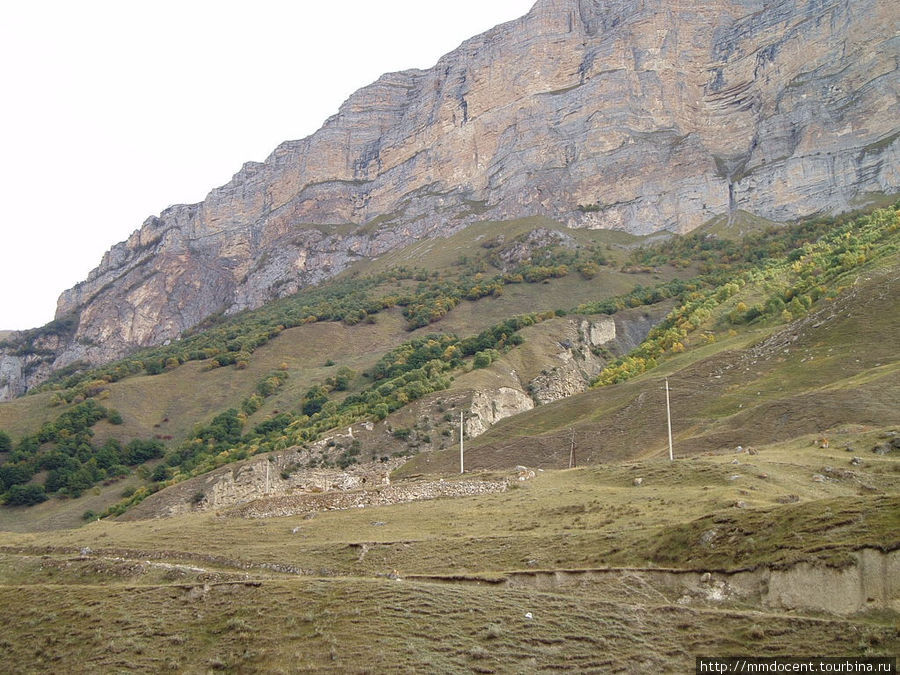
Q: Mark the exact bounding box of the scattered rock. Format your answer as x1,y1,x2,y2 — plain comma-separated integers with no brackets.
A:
734,501,749,509
872,444,892,455
812,474,827,483
371,521,386,527
524,612,533,620
728,475,742,481
234,478,510,519
747,448,758,455
757,473,769,480
303,512,317,520
80,547,93,556
516,467,536,481
633,478,644,487
735,446,744,453
776,495,800,504
291,526,301,534
526,559,538,567
700,529,718,546
850,457,863,466
699,572,712,584
823,466,854,479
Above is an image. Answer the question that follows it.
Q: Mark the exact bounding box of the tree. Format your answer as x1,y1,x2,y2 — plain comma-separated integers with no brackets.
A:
331,367,355,391
5,484,48,506
0,463,33,491
0,431,11,453
473,351,493,369
302,387,329,417
198,409,243,446
123,439,165,465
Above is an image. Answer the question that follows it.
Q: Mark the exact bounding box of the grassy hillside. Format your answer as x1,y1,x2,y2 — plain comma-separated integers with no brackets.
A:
1,204,897,527
402,211,900,474
0,218,685,526
0,436,896,671
404,269,900,474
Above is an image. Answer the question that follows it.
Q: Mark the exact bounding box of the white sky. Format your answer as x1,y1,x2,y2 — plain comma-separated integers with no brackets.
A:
0,0,535,331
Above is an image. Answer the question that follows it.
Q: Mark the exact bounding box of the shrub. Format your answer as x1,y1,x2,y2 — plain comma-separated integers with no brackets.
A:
123,439,165,465
302,386,329,416
4,484,48,506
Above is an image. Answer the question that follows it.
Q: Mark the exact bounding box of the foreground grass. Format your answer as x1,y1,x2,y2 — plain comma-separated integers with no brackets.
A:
0,576,895,673
0,435,897,672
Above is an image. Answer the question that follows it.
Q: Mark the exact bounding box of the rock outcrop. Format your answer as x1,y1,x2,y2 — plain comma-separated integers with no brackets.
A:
3,0,897,396
465,388,536,437
527,311,663,404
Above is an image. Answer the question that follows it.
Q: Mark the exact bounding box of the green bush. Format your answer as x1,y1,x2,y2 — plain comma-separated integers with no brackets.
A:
4,484,48,506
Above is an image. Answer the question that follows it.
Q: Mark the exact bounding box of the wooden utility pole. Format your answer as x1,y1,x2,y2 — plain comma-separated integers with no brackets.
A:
665,377,674,461
569,429,576,468
459,411,465,474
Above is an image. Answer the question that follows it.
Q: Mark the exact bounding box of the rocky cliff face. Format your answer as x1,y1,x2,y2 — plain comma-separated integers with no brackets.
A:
2,0,897,397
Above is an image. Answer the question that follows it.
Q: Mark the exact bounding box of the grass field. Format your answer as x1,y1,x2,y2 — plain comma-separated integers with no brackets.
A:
0,434,897,671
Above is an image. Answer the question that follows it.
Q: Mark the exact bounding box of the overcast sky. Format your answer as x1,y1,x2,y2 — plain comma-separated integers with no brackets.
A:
0,0,535,331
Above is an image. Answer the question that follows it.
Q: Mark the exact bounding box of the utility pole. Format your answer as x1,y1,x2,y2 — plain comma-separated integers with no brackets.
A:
459,411,465,474
569,429,576,469
665,377,674,461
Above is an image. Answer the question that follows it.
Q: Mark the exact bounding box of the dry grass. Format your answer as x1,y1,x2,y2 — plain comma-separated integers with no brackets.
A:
0,430,897,671
0,576,894,673
3,436,897,575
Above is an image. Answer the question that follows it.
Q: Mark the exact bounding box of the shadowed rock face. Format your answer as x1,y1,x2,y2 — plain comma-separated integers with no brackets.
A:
2,0,897,397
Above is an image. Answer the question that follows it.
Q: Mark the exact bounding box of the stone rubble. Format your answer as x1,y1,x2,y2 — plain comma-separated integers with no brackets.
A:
231,477,512,519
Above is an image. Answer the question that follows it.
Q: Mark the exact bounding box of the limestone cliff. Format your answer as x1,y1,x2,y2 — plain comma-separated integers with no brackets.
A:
2,0,897,397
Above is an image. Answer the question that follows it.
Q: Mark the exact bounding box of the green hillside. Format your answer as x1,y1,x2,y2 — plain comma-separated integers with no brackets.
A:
0,219,687,526
0,442,896,671
0,204,898,527
406,262,900,474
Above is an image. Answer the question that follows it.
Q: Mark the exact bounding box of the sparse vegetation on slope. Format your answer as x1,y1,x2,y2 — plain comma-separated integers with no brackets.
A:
2,205,898,522
594,203,899,386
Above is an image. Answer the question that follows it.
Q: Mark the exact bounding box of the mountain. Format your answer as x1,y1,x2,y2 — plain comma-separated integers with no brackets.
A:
1,0,897,399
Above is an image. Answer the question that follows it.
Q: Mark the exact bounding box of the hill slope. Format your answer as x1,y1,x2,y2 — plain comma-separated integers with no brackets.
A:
406,266,900,474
